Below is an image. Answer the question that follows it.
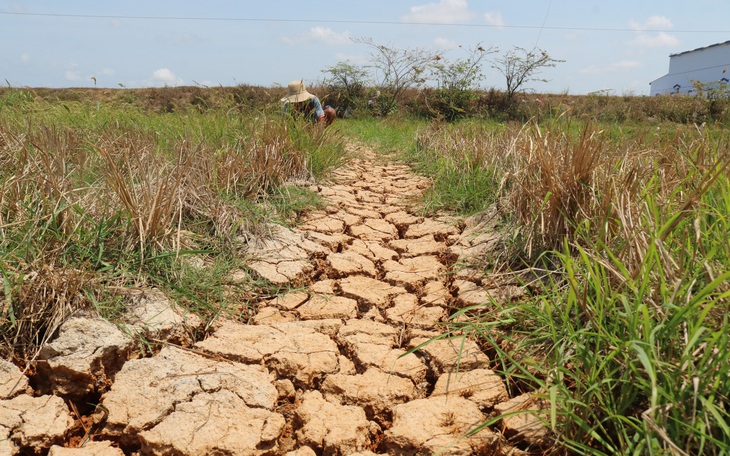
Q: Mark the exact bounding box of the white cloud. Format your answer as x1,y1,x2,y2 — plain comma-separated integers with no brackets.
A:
282,27,350,45
580,60,641,75
484,11,504,29
149,68,184,86
630,31,680,48
403,0,474,24
434,37,458,50
627,16,679,49
20,53,31,64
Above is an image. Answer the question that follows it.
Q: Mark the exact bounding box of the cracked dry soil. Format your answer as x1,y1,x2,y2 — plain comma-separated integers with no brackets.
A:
0,143,550,455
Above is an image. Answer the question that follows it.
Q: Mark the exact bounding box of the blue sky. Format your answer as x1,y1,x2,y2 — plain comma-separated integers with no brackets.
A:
1,0,728,95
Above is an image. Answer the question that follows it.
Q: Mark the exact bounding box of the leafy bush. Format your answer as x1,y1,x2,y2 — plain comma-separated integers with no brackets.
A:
428,45,493,121
322,61,370,117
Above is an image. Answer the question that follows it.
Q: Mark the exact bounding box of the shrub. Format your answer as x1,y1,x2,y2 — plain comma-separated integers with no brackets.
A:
429,44,494,121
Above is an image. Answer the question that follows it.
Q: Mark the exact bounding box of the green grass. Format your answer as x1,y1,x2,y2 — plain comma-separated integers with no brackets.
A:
403,119,508,215
470,218,730,454
337,115,427,155
266,185,327,225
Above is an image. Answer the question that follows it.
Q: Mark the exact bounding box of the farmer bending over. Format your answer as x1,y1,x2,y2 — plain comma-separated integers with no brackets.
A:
281,80,336,126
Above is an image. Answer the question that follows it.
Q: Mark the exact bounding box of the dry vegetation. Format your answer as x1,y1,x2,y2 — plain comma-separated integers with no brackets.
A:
4,83,727,123
406,115,729,455
0,87,346,359
1,85,728,454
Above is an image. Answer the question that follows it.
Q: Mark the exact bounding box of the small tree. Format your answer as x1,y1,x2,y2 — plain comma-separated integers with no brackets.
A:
430,44,495,121
322,61,369,117
492,46,563,105
353,37,438,116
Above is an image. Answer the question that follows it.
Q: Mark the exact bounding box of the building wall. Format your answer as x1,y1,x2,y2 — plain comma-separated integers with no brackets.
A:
650,41,730,96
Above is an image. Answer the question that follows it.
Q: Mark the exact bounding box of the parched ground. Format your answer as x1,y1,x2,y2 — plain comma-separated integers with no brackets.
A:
0,143,550,455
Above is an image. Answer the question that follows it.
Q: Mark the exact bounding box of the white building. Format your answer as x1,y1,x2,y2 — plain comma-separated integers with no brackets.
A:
650,40,730,96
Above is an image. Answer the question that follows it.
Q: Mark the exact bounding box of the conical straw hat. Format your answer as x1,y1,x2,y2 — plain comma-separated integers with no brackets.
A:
281,80,314,103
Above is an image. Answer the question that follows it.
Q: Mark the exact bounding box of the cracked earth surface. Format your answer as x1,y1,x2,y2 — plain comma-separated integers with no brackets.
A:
0,143,549,455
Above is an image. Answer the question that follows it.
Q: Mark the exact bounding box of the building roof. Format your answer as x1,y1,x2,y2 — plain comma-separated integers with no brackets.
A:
670,40,730,58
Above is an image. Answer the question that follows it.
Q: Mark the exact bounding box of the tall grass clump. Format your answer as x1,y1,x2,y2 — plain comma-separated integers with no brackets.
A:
505,119,608,258
0,90,346,359
444,120,730,454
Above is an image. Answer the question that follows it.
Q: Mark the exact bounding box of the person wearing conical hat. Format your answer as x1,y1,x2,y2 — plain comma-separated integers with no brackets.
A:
281,80,336,126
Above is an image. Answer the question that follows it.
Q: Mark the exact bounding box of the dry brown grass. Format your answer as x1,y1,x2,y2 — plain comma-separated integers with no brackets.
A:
502,120,730,299
506,121,606,257
408,115,730,453
0,94,343,359
1,266,94,360
96,138,186,259
412,115,729,280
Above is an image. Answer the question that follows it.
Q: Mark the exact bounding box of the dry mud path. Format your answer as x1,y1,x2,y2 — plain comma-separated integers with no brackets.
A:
0,143,547,455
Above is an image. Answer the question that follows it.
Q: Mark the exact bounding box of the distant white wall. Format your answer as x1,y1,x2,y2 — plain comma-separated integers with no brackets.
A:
650,41,730,96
